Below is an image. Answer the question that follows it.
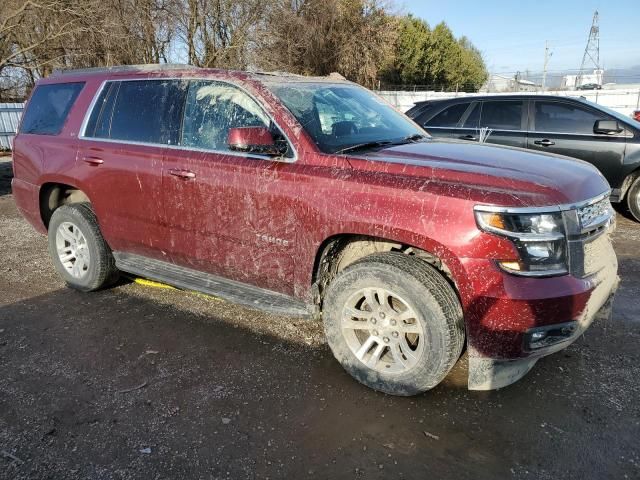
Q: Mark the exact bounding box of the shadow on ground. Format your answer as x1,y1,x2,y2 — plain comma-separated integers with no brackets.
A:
1,285,638,480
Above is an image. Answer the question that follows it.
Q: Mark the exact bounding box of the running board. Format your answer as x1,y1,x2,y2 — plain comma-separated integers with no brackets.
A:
113,252,312,317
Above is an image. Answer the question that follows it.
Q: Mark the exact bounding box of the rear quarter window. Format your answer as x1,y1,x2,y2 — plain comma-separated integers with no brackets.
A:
20,82,84,135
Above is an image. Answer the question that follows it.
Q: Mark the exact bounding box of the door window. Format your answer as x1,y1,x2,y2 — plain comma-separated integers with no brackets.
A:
534,101,604,134
181,81,275,152
425,103,470,127
107,80,188,145
480,101,523,130
461,103,480,128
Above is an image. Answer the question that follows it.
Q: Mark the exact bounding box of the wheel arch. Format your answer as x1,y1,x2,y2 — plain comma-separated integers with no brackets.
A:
39,181,91,228
310,232,467,308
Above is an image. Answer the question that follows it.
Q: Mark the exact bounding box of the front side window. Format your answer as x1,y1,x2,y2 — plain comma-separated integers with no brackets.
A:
480,100,523,130
20,82,84,135
266,82,425,154
425,103,470,127
534,101,605,134
181,80,281,153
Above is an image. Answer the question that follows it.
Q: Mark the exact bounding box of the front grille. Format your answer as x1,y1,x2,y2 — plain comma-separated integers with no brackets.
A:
567,194,615,278
577,196,613,232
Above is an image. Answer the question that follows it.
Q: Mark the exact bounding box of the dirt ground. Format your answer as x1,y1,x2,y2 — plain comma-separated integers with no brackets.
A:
0,156,638,480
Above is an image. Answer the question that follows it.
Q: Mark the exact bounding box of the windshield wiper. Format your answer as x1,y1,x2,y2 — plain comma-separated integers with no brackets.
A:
402,133,428,143
334,140,394,155
335,134,428,155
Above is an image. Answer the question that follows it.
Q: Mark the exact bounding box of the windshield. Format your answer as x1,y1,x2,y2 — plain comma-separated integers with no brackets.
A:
266,82,426,154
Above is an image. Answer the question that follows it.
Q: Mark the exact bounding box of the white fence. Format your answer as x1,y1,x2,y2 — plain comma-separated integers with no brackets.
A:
378,89,640,117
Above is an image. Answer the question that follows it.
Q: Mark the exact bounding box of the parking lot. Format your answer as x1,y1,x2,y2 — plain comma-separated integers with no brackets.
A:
0,155,638,479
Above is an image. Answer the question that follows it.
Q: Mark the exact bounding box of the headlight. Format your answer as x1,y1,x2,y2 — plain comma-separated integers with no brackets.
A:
475,209,568,276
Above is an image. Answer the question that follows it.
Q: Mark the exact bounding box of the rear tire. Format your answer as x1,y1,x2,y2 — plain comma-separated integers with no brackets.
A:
627,176,640,222
47,203,119,292
323,252,464,396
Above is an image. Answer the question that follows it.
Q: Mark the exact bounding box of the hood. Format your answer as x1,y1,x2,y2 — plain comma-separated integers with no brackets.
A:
349,139,610,207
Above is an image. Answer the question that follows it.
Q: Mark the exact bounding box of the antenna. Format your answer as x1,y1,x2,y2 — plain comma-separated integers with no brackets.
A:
577,10,600,87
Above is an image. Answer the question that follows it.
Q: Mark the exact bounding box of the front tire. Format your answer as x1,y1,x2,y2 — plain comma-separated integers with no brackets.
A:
323,252,464,396
626,176,640,222
47,203,119,292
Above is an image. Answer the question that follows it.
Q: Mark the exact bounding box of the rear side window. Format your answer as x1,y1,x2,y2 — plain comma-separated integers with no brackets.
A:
425,103,470,127
84,79,188,145
20,82,84,135
480,100,523,130
534,101,604,134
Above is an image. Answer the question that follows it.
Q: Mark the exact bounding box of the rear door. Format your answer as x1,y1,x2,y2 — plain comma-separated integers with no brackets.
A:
418,101,475,140
527,99,627,187
77,79,187,258
477,99,527,148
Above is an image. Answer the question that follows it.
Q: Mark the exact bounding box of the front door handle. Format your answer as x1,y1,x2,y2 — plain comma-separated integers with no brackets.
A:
82,156,104,166
459,134,477,141
168,168,196,180
534,139,555,147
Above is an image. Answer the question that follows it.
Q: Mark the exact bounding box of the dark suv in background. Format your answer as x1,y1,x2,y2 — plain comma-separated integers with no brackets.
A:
407,95,640,221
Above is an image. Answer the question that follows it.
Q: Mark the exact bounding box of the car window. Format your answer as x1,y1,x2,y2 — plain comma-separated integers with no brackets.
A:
534,101,604,134
461,102,480,128
20,82,84,135
266,82,424,154
107,80,188,145
480,100,523,130
181,80,279,153
84,82,119,138
425,103,470,127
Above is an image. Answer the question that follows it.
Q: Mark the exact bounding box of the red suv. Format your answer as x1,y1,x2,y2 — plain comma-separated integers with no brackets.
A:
12,65,618,395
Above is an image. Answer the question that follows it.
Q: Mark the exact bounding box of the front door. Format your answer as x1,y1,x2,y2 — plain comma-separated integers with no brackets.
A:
527,99,627,188
162,80,298,295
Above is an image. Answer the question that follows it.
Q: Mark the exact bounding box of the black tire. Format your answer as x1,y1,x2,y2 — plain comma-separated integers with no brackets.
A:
47,203,119,292
627,176,640,222
323,252,464,396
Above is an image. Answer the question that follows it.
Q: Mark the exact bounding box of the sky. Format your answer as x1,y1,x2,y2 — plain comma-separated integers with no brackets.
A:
400,0,639,75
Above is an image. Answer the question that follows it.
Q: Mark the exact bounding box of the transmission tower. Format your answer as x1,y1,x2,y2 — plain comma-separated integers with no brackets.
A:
577,10,601,87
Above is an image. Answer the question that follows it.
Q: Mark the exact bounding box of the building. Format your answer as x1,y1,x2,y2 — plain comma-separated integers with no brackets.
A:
480,74,539,93
562,69,604,90
0,103,24,150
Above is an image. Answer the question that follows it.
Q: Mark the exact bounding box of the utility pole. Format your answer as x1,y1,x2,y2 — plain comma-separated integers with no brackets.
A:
542,41,552,91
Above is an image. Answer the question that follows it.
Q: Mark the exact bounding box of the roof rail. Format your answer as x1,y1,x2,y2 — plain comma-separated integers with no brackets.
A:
52,63,199,76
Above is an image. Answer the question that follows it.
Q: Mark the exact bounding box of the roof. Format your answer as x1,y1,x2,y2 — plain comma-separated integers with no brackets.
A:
0,103,24,150
414,94,586,106
50,63,350,85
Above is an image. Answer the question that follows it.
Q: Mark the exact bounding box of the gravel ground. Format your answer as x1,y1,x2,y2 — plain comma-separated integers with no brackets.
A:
0,156,639,479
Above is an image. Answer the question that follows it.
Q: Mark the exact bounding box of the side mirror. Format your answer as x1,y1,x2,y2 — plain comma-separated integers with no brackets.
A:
227,126,286,156
594,119,623,135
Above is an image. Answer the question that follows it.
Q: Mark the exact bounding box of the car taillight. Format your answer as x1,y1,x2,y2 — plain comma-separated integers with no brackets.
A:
633,110,640,122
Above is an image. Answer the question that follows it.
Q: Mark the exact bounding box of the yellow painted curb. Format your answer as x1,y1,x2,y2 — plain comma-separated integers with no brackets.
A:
133,277,176,290
132,276,221,302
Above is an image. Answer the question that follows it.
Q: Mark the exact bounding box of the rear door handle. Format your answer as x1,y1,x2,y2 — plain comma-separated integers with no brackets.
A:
82,156,104,166
534,139,555,147
168,168,196,180
459,134,477,141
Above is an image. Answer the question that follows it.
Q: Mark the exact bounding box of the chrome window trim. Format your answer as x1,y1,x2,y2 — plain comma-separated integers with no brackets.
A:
425,125,632,138
474,190,611,215
78,77,298,163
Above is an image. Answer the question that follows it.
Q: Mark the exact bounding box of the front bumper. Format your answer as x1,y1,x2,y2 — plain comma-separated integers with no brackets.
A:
463,231,619,390
467,287,617,390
